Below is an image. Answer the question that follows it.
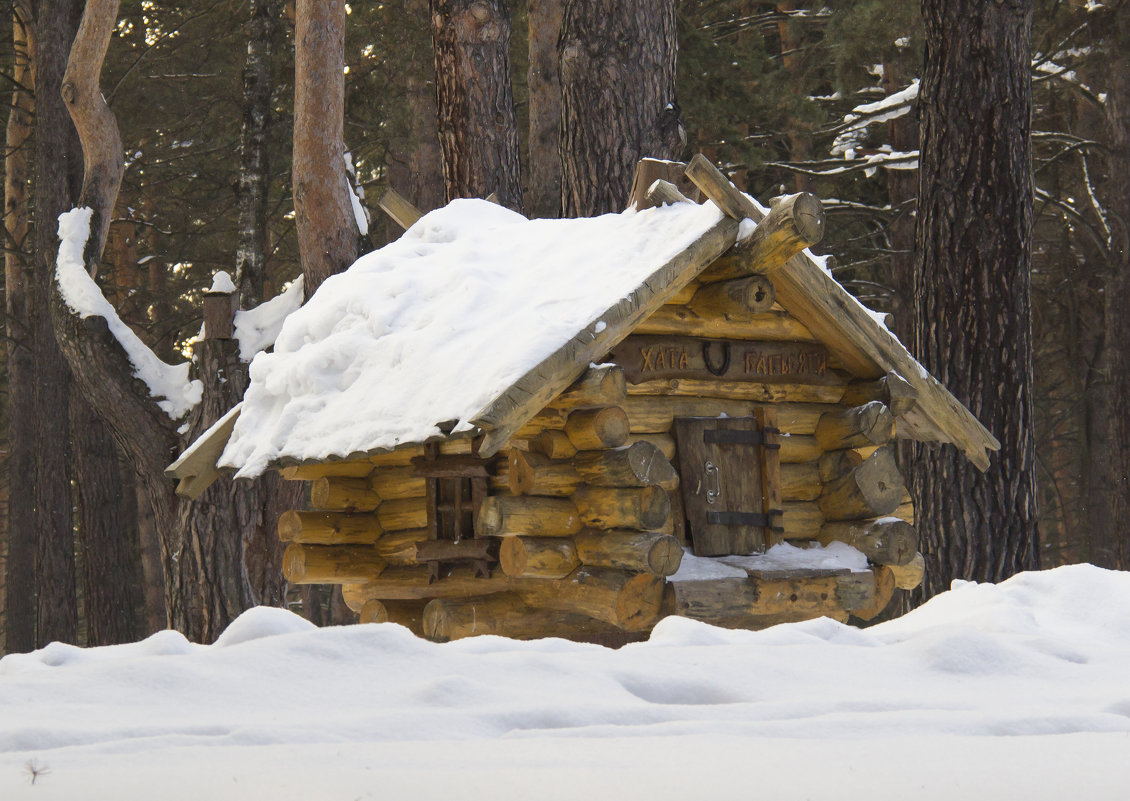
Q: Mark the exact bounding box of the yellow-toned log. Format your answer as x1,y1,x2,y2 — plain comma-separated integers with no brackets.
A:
547,365,627,411
779,434,822,464
476,495,583,537
360,599,427,634
514,566,665,631
369,466,429,500
623,396,833,434
817,518,917,566
667,280,700,305
815,401,894,451
509,450,583,496
635,305,819,342
278,510,381,544
571,485,671,531
374,529,430,565
529,430,578,459
780,501,824,540
375,498,429,532
889,553,925,590
850,567,897,622
818,447,905,521
341,566,513,603
564,406,630,450
572,441,678,489
499,536,580,578
283,543,388,584
310,476,382,512
818,449,863,482
280,459,374,481
625,378,845,405
423,594,622,642
688,274,776,318
573,529,683,576
700,192,825,282
892,500,915,525
668,573,855,627
780,462,821,502
366,438,474,468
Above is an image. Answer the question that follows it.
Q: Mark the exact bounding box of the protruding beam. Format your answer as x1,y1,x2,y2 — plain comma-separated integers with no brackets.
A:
645,178,693,207
377,187,422,230
514,566,665,631
687,275,776,318
547,364,627,411
283,543,388,584
499,536,580,578
818,447,905,521
573,529,683,576
817,518,918,566
815,401,893,451
889,553,925,590
703,192,825,282
564,406,630,450
572,441,678,489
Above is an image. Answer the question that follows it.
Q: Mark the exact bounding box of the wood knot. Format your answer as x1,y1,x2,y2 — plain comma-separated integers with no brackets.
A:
61,82,77,104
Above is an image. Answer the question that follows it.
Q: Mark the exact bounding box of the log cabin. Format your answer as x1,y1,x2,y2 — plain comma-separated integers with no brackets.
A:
168,154,997,643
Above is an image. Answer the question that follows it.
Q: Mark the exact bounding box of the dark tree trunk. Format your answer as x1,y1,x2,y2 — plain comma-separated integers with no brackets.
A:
558,0,680,216
4,8,36,653
429,0,524,210
234,0,280,307
294,0,359,297
882,62,917,348
384,0,444,233
70,397,143,645
32,0,85,646
1087,7,1130,570
526,0,563,218
912,0,1039,599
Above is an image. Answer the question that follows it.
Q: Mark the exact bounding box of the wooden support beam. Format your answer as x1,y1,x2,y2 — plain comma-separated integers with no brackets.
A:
818,518,917,566
572,441,678,489
513,566,665,631
687,274,776,318
636,305,819,342
815,401,893,451
499,536,580,578
564,406,630,450
278,510,382,545
622,396,835,435
889,553,925,590
283,543,388,584
571,485,671,531
167,404,242,500
547,364,627,411
818,447,905,521
573,529,683,576
624,378,844,405
377,187,422,230
476,495,583,537
701,192,826,283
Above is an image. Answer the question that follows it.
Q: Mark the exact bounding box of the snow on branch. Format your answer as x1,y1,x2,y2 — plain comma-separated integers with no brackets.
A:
233,276,304,361
55,208,202,419
831,80,919,158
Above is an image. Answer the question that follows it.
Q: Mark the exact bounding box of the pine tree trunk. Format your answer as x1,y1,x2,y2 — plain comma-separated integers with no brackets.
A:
429,0,524,210
912,0,1039,599
1090,9,1130,570
294,0,359,296
70,397,143,645
33,0,85,646
4,8,36,653
526,0,563,218
558,0,680,216
234,0,280,307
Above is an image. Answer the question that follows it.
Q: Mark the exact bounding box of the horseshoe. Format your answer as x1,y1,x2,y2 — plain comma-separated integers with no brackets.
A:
702,341,730,376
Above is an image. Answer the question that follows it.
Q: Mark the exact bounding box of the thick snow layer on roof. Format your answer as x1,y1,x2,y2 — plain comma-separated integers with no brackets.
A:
220,198,724,476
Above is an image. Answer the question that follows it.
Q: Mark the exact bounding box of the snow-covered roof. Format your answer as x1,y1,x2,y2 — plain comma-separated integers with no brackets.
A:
218,199,727,477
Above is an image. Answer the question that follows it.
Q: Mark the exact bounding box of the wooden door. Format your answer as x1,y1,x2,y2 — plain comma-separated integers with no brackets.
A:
673,413,782,556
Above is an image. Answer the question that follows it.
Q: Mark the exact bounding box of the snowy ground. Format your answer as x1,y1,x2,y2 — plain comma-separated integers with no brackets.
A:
2,564,1128,800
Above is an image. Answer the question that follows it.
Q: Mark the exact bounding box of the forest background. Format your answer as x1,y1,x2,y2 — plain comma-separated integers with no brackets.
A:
0,0,1126,650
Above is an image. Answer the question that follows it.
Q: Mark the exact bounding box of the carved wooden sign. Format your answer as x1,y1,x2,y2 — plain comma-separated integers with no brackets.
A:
609,335,829,384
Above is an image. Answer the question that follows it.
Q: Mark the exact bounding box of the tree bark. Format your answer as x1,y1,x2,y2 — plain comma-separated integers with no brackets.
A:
558,0,680,216
234,0,281,307
70,396,143,645
429,0,524,210
912,0,1039,599
294,0,359,297
526,0,563,218
4,7,36,653
33,0,85,646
